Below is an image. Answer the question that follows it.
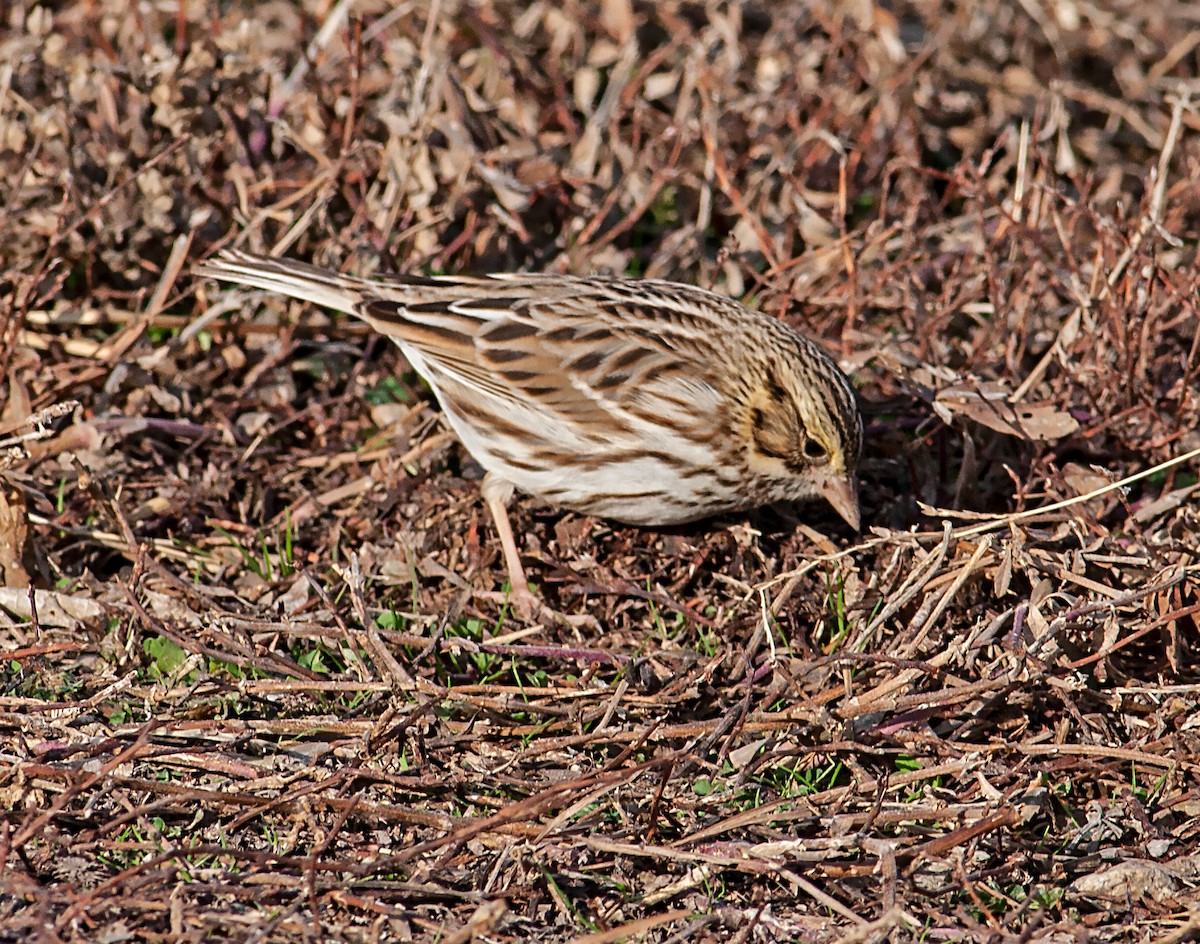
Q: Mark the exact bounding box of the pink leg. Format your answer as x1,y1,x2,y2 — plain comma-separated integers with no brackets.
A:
482,474,536,619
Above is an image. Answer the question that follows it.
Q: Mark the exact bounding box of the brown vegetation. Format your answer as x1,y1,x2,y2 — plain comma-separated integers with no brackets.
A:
3,1,1200,940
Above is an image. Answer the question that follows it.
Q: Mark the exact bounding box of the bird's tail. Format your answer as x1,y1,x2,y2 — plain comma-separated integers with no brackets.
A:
194,249,367,316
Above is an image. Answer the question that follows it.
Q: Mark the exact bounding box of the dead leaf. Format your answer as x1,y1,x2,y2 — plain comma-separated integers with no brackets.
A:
1061,462,1118,500
0,484,30,588
934,381,1079,441
599,0,634,43
1,374,31,430
1132,482,1200,524
1069,856,1200,905
0,588,103,627
25,420,102,463
792,192,840,247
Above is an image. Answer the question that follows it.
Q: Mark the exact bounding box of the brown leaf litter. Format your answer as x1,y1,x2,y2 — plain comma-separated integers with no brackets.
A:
3,1,1200,941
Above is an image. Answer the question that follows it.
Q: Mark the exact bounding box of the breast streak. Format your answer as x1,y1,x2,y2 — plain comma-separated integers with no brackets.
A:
436,371,725,525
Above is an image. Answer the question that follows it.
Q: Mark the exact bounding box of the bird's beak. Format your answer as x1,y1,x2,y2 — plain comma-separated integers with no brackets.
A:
821,476,861,532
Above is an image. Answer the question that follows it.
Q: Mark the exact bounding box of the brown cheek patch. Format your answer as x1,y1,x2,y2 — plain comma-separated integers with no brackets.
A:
752,404,798,462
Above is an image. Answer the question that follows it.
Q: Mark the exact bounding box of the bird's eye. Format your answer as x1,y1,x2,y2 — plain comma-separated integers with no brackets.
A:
802,438,828,461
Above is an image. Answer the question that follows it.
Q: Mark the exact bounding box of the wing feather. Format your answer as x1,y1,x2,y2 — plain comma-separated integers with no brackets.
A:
199,251,731,443
357,289,727,441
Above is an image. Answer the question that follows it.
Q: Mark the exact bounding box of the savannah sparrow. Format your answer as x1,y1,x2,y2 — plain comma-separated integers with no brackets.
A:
196,250,863,617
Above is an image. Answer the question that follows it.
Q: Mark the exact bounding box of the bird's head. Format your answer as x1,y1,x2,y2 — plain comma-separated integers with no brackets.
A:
742,342,863,530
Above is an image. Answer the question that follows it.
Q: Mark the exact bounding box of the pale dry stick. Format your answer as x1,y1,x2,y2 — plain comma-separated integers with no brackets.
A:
1015,739,1195,772
756,586,777,665
830,908,917,944
1148,910,1200,944
946,444,1200,541
1150,32,1200,80
273,187,338,257
177,290,250,348
631,845,865,924
1045,561,1131,599
26,512,210,567
485,624,549,647
569,40,639,180
766,442,1199,605
237,167,338,253
588,836,857,870
342,551,417,688
27,309,300,335
568,910,697,944
913,501,1009,521
1014,89,1190,400
852,523,953,650
898,536,993,658
771,868,867,927
592,678,629,736
1115,684,1200,695
24,307,112,328
687,59,714,234
361,2,416,46
235,679,392,695
1011,119,1030,225
1145,94,1191,229
147,233,195,320
1026,565,1189,659
408,0,443,129
299,429,455,475
270,0,358,117
1058,80,1166,149
843,673,1012,720
17,333,112,359
535,779,629,842
100,230,194,364
0,400,79,447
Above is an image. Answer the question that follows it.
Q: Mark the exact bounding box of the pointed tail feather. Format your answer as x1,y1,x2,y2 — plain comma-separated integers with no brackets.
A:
193,249,366,316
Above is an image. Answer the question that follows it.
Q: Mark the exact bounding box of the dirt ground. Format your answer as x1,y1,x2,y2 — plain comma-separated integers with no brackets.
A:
3,1,1200,941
